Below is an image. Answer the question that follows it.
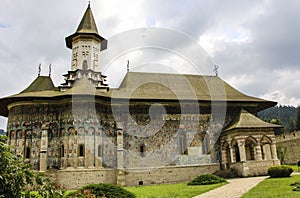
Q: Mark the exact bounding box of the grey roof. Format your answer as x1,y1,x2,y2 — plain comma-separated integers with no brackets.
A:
65,5,105,49
223,109,282,131
20,76,57,93
111,72,271,102
76,4,99,34
0,72,277,117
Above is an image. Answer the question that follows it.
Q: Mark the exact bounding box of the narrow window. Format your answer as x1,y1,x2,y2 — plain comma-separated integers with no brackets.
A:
82,60,87,71
61,145,64,157
179,133,187,154
79,144,85,157
140,145,145,157
25,147,31,159
98,145,102,157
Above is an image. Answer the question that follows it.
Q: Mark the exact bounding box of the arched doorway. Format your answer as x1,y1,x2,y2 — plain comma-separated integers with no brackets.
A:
223,141,231,164
231,139,240,162
261,136,272,160
245,137,257,160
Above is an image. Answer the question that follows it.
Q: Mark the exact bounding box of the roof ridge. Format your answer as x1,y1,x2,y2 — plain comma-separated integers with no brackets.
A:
126,71,217,77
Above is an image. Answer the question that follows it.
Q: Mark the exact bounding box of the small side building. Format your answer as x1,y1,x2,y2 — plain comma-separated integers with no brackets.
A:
220,109,281,176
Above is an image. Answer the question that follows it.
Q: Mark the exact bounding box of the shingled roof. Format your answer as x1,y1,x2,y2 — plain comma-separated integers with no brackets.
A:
65,4,105,49
111,72,273,103
223,109,282,131
0,72,276,116
76,4,99,34
20,76,57,93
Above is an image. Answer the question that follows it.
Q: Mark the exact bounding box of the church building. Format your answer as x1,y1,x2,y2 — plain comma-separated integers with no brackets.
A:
0,5,281,189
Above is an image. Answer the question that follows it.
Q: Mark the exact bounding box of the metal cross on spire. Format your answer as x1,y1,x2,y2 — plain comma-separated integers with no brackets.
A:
38,63,41,76
213,65,219,76
49,64,52,77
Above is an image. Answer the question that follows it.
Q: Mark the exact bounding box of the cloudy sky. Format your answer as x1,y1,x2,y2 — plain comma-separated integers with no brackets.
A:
0,0,299,129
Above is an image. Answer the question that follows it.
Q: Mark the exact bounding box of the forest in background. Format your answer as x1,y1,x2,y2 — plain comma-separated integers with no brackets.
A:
258,105,298,134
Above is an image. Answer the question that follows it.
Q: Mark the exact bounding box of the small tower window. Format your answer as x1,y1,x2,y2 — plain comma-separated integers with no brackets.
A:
79,144,85,157
82,60,87,71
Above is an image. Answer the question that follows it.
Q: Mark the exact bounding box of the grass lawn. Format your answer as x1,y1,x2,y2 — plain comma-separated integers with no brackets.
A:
124,182,227,198
242,175,300,198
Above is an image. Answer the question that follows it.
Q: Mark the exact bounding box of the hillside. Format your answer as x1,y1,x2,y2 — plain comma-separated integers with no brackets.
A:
258,105,297,133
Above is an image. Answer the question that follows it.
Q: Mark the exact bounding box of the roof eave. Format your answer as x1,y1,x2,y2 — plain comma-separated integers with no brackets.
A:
65,33,106,49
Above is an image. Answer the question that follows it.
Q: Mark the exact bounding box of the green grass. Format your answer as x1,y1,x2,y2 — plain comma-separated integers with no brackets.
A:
125,182,227,198
242,175,300,198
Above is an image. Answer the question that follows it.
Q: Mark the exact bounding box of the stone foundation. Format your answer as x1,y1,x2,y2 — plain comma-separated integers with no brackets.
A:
230,160,280,177
49,164,220,189
52,168,116,190
123,164,220,186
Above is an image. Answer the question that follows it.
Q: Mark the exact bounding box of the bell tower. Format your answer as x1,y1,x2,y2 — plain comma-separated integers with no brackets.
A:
60,4,108,91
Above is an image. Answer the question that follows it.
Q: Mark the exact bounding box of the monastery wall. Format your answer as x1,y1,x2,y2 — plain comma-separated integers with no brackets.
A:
51,168,116,190
123,164,220,186
48,164,220,189
276,131,300,164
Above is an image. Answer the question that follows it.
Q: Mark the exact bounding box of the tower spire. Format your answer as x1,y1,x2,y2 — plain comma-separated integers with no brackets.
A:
65,4,106,49
60,4,109,92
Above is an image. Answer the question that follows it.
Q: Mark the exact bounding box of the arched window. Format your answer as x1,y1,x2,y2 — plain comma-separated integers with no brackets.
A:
25,147,31,159
231,139,240,162
140,144,145,157
98,145,102,157
223,142,231,164
245,137,257,161
61,145,64,157
261,136,272,160
78,144,85,157
82,60,87,71
179,132,187,155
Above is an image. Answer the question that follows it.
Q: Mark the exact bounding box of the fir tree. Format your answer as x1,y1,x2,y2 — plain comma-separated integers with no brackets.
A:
297,106,300,130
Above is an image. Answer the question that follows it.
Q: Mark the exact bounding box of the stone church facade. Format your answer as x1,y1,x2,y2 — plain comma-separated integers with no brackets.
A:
0,5,280,189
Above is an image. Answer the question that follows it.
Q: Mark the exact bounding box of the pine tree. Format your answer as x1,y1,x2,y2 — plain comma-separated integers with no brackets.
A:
296,106,300,131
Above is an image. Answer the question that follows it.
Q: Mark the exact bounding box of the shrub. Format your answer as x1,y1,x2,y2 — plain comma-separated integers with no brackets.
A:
0,136,64,198
267,165,293,178
214,168,241,179
291,180,300,191
66,183,136,198
187,174,227,186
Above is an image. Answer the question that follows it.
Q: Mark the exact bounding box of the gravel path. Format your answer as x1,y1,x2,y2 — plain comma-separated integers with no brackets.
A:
193,176,268,198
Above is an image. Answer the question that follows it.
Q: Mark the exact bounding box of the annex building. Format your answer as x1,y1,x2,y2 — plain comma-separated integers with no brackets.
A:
0,5,281,189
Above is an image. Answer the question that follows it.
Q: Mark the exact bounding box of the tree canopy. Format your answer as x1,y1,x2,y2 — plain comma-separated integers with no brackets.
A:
296,106,300,131
0,135,63,197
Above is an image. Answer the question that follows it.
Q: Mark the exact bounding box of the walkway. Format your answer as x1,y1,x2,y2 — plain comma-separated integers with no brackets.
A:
193,176,268,198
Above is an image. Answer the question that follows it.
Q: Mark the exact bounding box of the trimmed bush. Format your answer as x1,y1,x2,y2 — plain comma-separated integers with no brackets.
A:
66,183,136,198
267,165,293,178
291,180,300,191
214,168,241,179
187,174,227,186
